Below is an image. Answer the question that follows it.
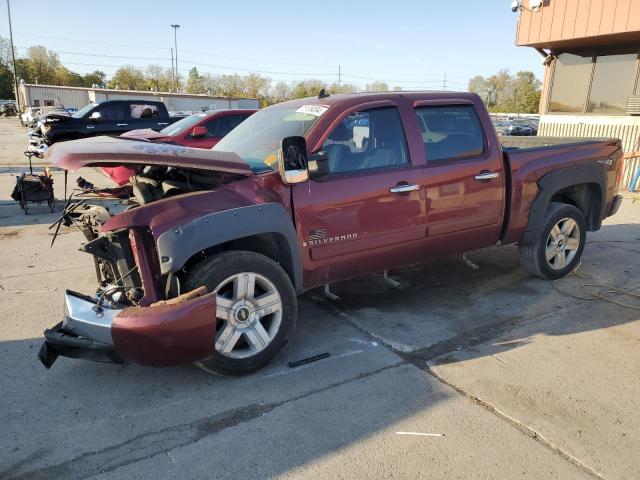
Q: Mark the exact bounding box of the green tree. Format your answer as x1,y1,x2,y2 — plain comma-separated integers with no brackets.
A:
82,70,106,88
365,80,389,91
510,71,541,113
468,69,541,113
107,65,146,90
186,67,206,94
0,37,14,99
291,79,326,99
328,82,359,95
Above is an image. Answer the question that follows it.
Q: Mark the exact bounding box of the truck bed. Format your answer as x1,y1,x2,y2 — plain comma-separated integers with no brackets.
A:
499,137,623,245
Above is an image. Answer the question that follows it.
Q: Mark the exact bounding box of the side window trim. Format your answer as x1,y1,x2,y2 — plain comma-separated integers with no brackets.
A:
416,105,488,165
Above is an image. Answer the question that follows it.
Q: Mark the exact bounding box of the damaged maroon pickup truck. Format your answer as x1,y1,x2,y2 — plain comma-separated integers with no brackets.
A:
39,91,624,374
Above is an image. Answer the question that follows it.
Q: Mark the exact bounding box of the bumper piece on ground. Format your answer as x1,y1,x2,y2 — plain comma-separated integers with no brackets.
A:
39,288,218,369
38,322,124,369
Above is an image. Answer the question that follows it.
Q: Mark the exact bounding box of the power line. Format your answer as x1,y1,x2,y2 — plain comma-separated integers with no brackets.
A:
5,30,471,85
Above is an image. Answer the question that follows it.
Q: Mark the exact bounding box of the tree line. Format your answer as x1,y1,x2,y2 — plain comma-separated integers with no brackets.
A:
468,69,541,113
0,38,107,98
0,38,393,106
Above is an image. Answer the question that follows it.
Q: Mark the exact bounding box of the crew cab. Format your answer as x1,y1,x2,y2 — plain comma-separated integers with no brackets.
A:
28,100,181,155
120,109,256,149
38,91,624,375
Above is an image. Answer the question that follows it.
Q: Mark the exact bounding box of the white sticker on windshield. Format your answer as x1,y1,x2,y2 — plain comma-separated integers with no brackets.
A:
295,105,329,117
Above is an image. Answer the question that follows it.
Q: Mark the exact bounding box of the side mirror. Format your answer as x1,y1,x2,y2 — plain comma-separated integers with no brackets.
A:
89,111,101,122
278,136,309,185
191,126,207,138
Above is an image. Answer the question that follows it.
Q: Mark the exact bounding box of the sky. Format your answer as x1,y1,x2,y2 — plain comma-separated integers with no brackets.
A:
1,0,544,90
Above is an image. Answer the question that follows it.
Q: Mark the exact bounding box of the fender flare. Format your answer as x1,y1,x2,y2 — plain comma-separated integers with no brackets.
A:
520,162,607,246
156,202,303,291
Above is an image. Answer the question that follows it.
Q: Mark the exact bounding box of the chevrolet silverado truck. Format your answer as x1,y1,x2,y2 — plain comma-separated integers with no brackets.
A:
28,100,182,156
38,91,624,375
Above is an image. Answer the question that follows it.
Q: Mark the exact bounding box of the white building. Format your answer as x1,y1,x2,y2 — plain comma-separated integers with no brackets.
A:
18,83,259,113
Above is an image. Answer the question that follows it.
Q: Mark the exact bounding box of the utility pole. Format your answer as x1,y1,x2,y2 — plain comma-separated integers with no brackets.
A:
338,65,341,92
170,48,175,91
6,0,21,111
442,73,447,92
171,24,180,91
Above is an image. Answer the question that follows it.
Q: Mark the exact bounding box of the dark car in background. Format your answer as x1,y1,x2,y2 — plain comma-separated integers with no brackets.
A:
121,109,256,149
28,99,183,155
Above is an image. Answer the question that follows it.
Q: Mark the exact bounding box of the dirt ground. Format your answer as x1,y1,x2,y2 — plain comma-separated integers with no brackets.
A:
1,117,639,479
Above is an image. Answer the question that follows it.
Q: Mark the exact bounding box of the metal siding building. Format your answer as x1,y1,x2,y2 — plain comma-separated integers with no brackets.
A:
18,83,259,112
516,0,640,188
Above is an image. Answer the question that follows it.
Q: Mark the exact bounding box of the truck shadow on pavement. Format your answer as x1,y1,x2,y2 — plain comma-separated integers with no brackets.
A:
1,214,638,479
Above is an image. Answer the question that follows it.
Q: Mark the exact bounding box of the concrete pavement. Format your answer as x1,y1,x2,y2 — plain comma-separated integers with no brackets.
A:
1,117,638,479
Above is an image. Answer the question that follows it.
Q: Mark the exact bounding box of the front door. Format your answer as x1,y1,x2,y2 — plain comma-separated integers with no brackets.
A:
293,106,425,289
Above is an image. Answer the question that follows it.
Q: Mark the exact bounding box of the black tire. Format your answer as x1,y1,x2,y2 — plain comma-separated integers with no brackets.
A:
183,250,297,375
518,202,586,280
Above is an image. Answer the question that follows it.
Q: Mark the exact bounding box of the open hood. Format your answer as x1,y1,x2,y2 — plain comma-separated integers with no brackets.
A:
45,136,255,176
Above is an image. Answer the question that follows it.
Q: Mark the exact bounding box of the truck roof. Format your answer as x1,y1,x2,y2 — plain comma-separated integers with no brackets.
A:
272,91,480,110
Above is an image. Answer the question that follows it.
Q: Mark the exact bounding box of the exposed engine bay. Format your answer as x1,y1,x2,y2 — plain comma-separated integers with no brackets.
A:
54,165,241,309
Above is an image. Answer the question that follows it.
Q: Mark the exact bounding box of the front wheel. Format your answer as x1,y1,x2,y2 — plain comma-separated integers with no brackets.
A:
183,251,297,375
518,202,586,280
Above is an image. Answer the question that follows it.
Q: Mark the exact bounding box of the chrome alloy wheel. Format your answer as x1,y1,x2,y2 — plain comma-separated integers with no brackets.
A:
213,272,283,359
545,217,580,270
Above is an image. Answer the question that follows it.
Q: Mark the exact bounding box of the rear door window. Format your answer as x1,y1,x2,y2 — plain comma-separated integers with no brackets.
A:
415,105,485,163
130,103,160,119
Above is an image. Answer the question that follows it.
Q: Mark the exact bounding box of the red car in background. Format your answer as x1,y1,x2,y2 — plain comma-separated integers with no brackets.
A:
103,109,257,185
121,109,256,148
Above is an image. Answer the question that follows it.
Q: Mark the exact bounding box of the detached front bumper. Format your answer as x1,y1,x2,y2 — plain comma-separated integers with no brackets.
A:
39,289,217,369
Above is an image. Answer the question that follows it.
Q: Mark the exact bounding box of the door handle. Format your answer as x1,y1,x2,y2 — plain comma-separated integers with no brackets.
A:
157,122,169,126
390,183,420,193
474,172,499,181
117,123,129,126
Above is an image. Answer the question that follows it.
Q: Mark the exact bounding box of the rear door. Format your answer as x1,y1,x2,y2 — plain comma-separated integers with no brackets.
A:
127,102,164,131
413,102,505,255
292,104,426,289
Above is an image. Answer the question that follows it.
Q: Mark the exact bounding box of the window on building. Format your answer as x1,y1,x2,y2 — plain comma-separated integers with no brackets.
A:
44,100,54,107
33,100,40,107
549,53,593,113
415,105,485,163
587,54,639,113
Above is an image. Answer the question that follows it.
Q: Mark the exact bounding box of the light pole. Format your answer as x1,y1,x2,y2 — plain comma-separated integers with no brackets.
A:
171,24,180,91
6,0,21,111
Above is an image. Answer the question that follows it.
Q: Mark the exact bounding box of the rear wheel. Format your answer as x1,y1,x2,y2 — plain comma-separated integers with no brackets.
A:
518,202,586,280
184,251,297,375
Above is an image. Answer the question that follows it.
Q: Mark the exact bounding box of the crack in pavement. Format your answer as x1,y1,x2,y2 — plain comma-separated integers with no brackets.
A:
2,362,405,480
323,295,608,480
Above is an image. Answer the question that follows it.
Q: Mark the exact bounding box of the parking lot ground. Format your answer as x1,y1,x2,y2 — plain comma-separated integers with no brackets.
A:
0,117,638,478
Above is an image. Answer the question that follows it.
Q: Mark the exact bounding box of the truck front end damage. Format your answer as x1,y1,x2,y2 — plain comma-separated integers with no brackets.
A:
39,210,218,368
37,136,267,370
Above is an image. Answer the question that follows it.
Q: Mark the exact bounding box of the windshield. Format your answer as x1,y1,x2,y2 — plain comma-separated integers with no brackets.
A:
160,112,208,136
212,104,326,173
73,103,98,118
